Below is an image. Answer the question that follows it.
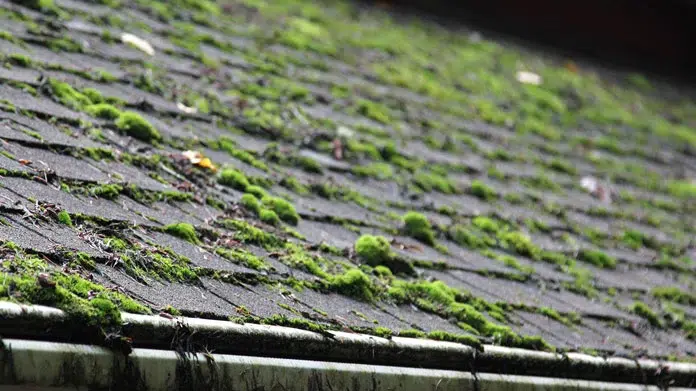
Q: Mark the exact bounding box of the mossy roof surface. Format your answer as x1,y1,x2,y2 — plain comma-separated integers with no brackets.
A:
0,0,695,361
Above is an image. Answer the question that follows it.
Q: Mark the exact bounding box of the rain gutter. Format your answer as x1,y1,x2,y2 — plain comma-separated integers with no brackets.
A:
0,302,694,390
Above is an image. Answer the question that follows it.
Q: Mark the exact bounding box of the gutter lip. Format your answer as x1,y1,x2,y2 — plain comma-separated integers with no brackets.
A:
0,302,694,387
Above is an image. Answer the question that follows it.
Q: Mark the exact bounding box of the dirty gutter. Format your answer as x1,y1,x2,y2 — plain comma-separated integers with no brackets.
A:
0,302,694,390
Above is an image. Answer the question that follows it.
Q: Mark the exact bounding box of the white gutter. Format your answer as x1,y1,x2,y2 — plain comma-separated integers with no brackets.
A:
0,302,694,390
4,339,693,391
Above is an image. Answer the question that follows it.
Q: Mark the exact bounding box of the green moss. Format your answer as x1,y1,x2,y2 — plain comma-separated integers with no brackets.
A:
577,249,617,269
215,248,269,271
651,287,696,306
331,268,375,301
449,225,489,249
218,219,283,249
90,184,122,199
21,129,43,140
245,185,267,199
355,235,392,265
219,168,250,191
355,99,392,124
259,209,280,225
402,212,435,246
374,326,392,339
86,103,122,120
631,301,661,327
412,170,457,194
211,138,269,171
280,176,310,195
398,328,426,338
297,155,323,174
621,229,657,250
8,53,31,67
666,180,696,199
0,252,149,329
354,235,414,275
547,159,577,175
240,193,261,214
163,222,201,245
352,162,394,180
521,174,562,192
469,180,496,201
261,196,300,225
115,112,161,142
472,216,501,233
0,30,19,44
48,79,92,111
261,314,327,334
56,210,72,227
427,330,482,351
500,231,540,260
537,307,576,327
161,305,181,316
25,0,56,11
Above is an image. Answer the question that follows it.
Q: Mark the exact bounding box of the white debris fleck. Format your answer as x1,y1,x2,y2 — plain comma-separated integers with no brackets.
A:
580,176,612,204
121,33,155,56
177,102,198,114
580,176,598,194
516,70,542,85
337,126,354,138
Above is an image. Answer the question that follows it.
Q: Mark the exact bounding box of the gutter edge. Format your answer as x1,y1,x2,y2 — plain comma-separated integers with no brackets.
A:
0,302,694,387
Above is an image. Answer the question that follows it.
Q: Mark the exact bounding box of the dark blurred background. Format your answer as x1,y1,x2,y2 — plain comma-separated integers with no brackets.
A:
362,0,696,83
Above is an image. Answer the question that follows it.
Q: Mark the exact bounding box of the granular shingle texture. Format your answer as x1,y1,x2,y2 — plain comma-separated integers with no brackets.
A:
0,0,695,361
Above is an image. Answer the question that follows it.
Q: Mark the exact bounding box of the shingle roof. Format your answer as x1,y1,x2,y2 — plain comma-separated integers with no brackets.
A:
0,0,695,362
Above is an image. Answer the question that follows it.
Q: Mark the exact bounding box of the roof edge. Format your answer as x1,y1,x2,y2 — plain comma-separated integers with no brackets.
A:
0,302,693,386
6,338,691,391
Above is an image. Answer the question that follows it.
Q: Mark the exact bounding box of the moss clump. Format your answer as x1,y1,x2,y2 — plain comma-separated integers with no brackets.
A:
49,79,92,110
621,229,657,250
577,249,617,269
355,235,415,275
472,216,500,233
652,287,696,306
667,180,696,199
331,268,375,302
449,225,489,249
259,209,280,225
86,103,122,120
352,162,394,180
9,53,32,67
161,305,181,316
216,248,269,271
500,231,540,260
163,222,201,245
115,112,162,142
261,196,300,225
469,180,497,201
56,210,72,227
402,212,435,246
374,326,393,339
413,171,457,194
297,156,323,174
219,168,250,191
245,185,267,199
427,330,483,351
631,301,661,327
398,329,426,338
218,219,283,249
355,99,391,124
355,235,392,265
240,193,261,214
90,184,122,199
